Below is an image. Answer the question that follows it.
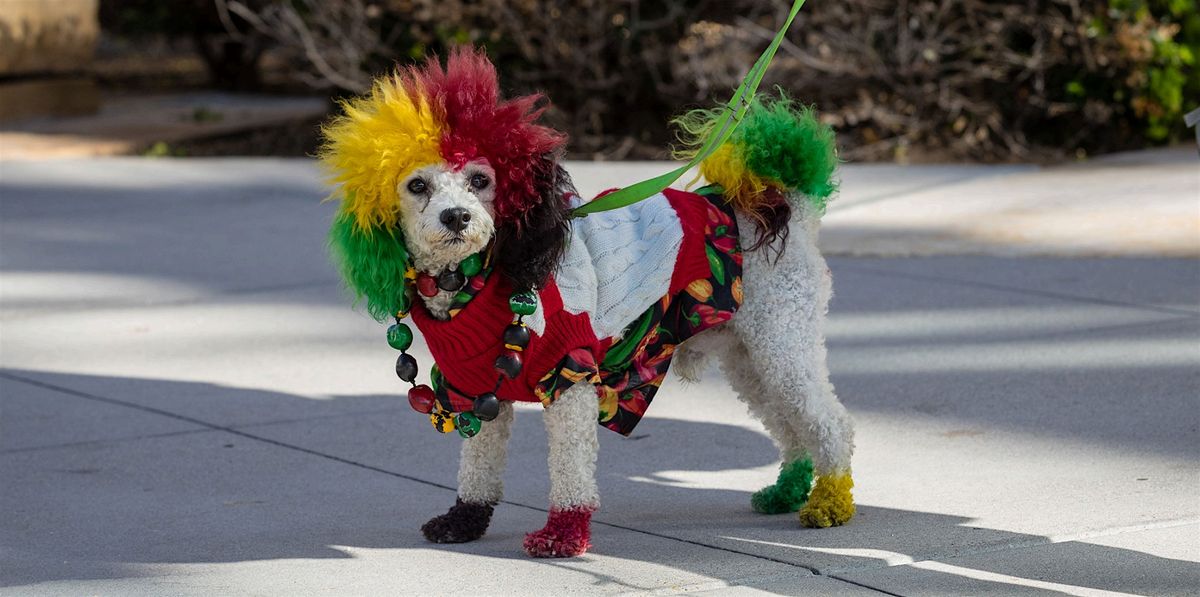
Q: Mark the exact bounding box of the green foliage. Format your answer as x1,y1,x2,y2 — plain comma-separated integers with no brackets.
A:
142,142,186,157
328,210,412,322
1077,0,1200,141
191,107,224,123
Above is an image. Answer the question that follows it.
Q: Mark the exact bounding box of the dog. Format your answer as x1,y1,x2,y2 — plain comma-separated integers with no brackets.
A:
320,48,855,558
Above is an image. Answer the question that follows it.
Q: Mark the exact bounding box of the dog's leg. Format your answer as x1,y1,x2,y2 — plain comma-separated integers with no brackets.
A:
523,382,599,557
718,337,815,514
422,401,514,543
733,208,856,528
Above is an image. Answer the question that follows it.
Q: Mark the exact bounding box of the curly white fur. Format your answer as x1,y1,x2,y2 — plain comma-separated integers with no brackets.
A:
728,199,854,474
454,384,600,509
457,400,514,504
441,190,852,530
672,326,726,384
670,199,853,474
398,161,497,320
543,383,601,509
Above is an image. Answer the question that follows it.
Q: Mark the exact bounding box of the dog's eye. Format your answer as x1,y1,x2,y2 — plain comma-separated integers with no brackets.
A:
406,178,428,194
469,173,490,190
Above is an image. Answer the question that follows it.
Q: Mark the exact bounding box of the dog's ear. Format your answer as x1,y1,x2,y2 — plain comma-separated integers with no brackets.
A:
328,211,413,322
491,156,575,291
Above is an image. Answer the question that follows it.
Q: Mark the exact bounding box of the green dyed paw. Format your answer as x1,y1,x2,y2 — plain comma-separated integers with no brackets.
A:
751,456,814,514
752,484,801,514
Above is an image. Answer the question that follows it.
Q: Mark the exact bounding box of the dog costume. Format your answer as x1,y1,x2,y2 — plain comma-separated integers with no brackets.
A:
321,36,857,558
413,187,742,435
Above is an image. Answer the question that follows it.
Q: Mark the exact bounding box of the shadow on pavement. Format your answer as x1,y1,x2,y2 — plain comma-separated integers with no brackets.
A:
2,369,1196,595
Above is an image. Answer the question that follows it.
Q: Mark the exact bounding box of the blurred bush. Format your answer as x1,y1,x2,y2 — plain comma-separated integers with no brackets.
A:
109,0,1199,161
683,0,1200,161
99,0,271,90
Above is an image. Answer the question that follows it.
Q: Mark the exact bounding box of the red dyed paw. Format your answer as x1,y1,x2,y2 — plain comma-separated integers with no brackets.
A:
523,507,594,558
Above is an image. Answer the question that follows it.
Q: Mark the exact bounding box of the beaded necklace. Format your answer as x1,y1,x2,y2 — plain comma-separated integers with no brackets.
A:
386,250,535,439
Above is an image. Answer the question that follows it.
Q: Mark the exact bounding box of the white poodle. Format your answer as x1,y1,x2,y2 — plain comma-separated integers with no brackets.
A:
321,49,855,558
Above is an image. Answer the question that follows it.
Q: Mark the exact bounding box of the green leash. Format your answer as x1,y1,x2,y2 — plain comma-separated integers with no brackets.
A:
570,0,809,218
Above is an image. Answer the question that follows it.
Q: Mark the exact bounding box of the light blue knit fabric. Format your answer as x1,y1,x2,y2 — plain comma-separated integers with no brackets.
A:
557,193,684,339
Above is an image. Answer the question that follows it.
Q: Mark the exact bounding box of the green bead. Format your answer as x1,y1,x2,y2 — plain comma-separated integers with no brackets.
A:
509,291,538,316
455,412,481,438
460,253,483,277
430,364,443,391
387,323,413,351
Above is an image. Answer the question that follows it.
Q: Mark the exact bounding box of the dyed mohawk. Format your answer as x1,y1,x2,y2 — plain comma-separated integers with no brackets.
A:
320,48,575,314
319,73,442,231
320,48,568,230
413,48,567,223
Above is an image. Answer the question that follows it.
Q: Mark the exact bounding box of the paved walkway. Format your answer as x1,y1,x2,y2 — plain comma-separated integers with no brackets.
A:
1,156,1197,595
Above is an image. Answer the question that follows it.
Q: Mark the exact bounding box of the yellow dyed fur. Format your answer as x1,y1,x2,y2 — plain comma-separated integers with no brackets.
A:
320,75,443,231
799,473,855,528
697,143,775,213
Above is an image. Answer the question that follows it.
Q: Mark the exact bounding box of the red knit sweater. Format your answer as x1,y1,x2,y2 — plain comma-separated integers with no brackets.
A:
410,188,743,434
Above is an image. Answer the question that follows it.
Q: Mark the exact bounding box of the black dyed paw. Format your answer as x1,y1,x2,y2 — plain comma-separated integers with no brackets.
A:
421,498,495,544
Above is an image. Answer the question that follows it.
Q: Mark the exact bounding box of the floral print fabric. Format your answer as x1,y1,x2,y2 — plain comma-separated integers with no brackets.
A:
535,189,743,435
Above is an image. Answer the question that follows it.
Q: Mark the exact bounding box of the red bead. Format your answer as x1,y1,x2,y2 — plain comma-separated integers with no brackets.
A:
416,273,439,297
408,384,436,413
494,350,523,379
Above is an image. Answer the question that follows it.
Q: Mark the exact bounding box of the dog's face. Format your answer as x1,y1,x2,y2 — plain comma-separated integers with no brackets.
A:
396,161,497,272
320,48,574,319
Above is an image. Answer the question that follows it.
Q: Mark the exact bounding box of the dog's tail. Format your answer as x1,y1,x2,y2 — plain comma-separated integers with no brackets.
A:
673,94,837,251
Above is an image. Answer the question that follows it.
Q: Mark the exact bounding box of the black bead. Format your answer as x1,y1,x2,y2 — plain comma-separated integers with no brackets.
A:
437,270,466,291
502,323,531,350
473,393,500,421
494,351,523,379
395,353,418,382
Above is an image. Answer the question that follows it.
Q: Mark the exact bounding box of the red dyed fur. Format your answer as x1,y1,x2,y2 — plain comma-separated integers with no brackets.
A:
523,507,595,558
408,48,566,223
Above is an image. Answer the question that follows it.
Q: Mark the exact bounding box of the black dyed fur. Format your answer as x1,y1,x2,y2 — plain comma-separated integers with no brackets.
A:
492,157,574,292
745,187,792,262
421,498,496,543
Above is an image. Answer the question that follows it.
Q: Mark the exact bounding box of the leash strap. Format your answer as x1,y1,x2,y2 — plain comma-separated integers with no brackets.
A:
570,0,808,218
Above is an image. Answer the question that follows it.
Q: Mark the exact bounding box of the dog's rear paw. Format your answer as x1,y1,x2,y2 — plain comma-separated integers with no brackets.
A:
523,507,594,557
752,457,814,514
421,498,495,543
798,473,855,528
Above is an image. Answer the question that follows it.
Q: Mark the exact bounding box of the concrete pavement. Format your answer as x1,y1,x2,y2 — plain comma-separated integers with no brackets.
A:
1,156,1197,595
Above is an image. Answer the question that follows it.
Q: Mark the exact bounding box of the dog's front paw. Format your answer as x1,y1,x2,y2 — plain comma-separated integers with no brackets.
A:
798,473,855,528
421,498,495,543
523,507,594,557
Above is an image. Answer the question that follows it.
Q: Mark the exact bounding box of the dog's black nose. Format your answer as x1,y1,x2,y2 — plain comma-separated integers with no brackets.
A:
439,207,471,233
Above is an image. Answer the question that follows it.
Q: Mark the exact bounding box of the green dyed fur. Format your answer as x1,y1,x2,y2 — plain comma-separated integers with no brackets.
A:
751,456,814,514
737,97,838,209
328,211,412,322
674,94,839,211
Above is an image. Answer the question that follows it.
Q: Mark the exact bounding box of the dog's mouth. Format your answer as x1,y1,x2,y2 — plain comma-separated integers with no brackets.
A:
426,227,492,255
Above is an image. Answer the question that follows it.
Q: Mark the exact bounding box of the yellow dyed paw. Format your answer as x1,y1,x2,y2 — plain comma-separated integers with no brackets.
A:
798,473,855,528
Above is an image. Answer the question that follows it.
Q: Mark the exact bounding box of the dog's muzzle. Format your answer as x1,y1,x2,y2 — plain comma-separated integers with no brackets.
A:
440,208,472,233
